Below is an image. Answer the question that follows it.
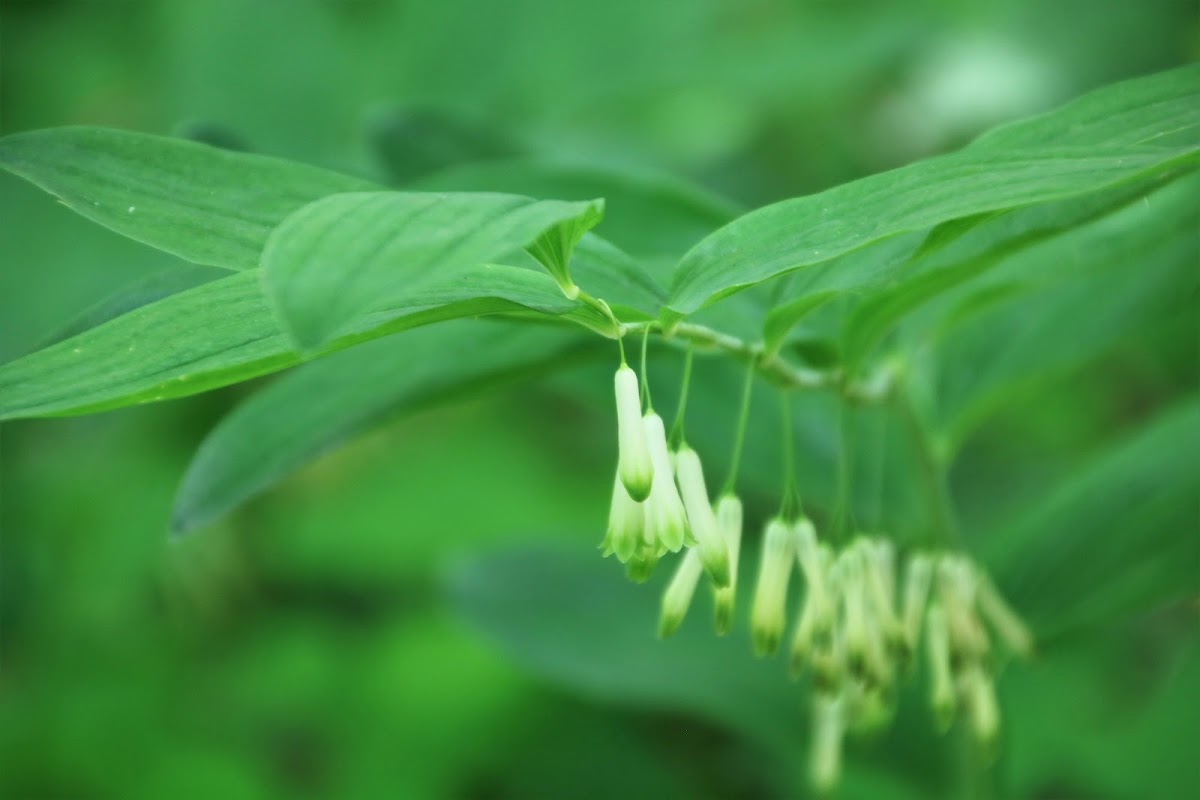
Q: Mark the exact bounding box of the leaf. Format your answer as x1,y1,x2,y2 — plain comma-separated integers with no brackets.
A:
0,264,594,421
450,545,949,798
259,191,605,349
563,234,667,319
448,545,808,754
368,107,522,184
0,126,373,269
414,157,743,269
929,175,1199,445
838,167,1191,369
172,320,600,533
526,200,606,297
668,65,1200,315
982,400,1200,639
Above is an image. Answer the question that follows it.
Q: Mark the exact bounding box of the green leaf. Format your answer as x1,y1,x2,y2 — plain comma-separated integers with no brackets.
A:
981,401,1200,639
838,167,1191,369
414,157,742,269
929,175,1199,445
668,66,1200,315
259,191,605,349
0,126,373,269
0,264,592,421
526,200,605,297
449,545,808,754
172,320,599,533
451,545,948,797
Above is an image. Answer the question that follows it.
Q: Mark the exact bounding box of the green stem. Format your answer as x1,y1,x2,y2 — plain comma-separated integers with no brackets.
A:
897,389,958,547
778,392,801,519
832,402,855,543
721,360,756,496
669,347,694,448
639,325,653,412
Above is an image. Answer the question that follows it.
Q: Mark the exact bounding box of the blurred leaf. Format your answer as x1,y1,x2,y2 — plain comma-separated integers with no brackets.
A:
172,321,599,534
450,545,807,755
260,191,606,349
40,265,225,347
0,265,599,420
1003,625,1200,799
982,400,1200,638
668,65,1200,315
837,167,1188,370
0,127,372,269
451,545,949,798
929,175,1199,445
369,107,522,184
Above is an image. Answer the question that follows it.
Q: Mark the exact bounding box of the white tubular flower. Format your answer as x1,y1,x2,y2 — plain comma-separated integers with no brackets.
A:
961,664,1001,747
673,446,731,587
972,564,1035,659
712,494,743,634
641,413,689,553
839,546,880,681
936,555,989,660
613,365,653,502
604,471,643,563
659,549,704,638
925,602,956,730
750,518,797,656
862,538,904,647
901,553,934,649
789,522,831,674
809,691,846,794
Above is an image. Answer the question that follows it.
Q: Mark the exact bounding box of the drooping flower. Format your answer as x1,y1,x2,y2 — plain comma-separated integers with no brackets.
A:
712,494,743,634
750,518,797,655
641,412,689,553
613,365,653,502
837,543,892,687
790,529,834,676
602,471,643,563
925,601,956,729
658,548,703,638
960,663,1000,746
900,553,934,651
973,565,1035,659
809,691,846,793
673,446,731,587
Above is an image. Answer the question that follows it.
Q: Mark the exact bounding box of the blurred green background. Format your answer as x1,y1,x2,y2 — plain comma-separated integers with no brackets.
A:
1,2,1197,799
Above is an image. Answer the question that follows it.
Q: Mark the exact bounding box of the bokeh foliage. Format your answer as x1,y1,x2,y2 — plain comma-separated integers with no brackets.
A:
2,2,1197,799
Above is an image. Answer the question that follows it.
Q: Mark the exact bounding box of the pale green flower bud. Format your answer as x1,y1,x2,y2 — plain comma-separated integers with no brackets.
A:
925,602,956,730
673,447,731,587
604,471,643,563
641,413,689,552
750,518,797,655
961,664,1000,747
840,545,890,684
790,526,834,676
712,495,743,634
809,691,845,794
614,365,653,501
936,555,990,660
862,538,904,648
973,565,1035,659
901,553,934,649
659,549,704,638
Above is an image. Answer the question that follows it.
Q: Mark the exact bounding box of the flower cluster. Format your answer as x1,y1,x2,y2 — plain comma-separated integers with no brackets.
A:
600,364,732,587
600,363,1034,793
